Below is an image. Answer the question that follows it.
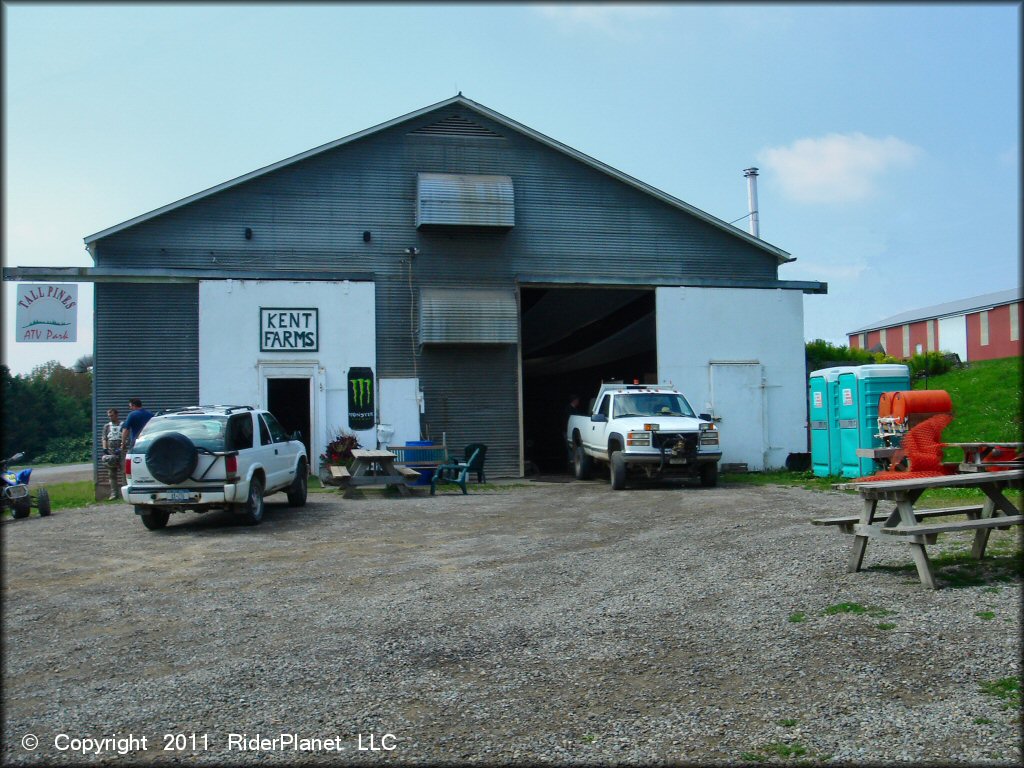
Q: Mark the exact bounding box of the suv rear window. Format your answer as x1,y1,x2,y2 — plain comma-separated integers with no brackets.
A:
134,415,228,452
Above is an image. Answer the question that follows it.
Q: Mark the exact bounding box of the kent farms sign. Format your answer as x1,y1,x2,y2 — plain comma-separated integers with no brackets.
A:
260,308,318,352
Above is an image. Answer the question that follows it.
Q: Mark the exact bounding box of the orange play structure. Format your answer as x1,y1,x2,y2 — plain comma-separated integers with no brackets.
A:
855,390,955,482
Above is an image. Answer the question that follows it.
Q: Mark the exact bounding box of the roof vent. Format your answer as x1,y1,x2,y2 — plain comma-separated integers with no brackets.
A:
410,114,503,138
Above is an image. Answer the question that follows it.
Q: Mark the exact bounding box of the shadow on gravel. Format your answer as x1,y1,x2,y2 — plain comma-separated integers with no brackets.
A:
868,551,1023,588
142,497,317,535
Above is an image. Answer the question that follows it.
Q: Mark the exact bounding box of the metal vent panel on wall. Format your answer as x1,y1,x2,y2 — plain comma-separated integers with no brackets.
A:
420,288,518,345
409,114,504,138
416,173,514,228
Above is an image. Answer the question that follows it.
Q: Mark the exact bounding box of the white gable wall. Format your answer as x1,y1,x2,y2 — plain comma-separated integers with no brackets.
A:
656,287,807,470
198,280,376,467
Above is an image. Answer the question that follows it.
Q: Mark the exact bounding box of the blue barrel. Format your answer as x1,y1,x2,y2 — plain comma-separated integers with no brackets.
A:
408,440,435,485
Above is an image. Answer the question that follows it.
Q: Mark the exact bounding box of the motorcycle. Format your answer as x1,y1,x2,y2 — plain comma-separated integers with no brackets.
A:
2,452,51,519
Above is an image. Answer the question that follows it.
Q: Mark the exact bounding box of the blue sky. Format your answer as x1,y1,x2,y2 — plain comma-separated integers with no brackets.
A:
3,2,1019,375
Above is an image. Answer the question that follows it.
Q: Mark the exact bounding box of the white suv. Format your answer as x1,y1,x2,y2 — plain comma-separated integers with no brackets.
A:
123,405,308,530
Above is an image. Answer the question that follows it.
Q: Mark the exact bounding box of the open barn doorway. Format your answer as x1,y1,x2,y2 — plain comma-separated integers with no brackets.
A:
520,286,657,474
267,377,312,462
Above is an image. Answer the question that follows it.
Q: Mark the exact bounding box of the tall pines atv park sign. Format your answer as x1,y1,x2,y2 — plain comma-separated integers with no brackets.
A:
16,284,78,342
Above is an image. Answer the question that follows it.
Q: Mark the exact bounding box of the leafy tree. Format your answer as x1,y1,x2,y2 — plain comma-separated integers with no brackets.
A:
2,361,92,462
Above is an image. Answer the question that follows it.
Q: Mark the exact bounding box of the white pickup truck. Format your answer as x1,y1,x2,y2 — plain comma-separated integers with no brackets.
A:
566,384,722,489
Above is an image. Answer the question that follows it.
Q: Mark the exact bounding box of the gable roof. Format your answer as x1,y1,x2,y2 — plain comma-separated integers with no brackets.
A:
847,288,1022,334
84,94,793,264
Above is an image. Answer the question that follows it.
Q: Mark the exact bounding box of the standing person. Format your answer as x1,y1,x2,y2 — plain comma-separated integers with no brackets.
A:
101,408,123,500
120,397,154,454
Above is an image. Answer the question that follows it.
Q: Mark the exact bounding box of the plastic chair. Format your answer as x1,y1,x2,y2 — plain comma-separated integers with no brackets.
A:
464,443,488,483
431,447,482,496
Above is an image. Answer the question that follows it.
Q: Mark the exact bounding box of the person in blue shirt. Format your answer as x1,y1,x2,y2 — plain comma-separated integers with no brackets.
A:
120,397,154,452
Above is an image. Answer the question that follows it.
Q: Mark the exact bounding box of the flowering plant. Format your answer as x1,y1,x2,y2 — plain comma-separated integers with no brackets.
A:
320,431,361,467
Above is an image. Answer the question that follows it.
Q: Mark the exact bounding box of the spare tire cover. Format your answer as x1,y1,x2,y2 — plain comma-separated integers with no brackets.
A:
146,432,198,485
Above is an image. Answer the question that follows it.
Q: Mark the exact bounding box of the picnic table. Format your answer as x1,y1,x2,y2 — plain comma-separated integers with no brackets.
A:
339,449,420,499
813,469,1023,589
943,441,1023,473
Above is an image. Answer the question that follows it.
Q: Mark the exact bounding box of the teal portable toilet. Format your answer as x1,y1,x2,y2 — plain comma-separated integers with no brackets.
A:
808,366,859,477
836,364,911,478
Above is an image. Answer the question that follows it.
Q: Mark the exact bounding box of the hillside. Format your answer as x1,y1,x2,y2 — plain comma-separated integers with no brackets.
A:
913,356,1022,445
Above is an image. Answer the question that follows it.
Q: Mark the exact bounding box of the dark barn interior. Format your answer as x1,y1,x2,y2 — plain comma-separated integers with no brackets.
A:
519,287,657,473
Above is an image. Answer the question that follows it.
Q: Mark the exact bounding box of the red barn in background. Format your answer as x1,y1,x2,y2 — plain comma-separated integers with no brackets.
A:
848,288,1021,362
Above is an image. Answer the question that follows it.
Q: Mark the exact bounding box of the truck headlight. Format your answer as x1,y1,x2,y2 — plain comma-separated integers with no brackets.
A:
700,425,718,445
626,431,651,446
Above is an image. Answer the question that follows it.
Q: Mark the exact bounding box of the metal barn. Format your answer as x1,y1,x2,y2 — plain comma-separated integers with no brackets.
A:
7,95,827,478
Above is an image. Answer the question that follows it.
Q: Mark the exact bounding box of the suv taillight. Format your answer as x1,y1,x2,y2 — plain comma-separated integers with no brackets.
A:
225,454,238,480
125,457,132,477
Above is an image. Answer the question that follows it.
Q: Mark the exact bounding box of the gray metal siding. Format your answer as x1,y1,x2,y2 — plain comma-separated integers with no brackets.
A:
419,345,520,476
90,104,787,477
93,283,199,466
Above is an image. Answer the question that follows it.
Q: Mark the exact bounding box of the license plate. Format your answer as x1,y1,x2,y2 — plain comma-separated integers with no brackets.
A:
165,490,196,502
669,458,688,465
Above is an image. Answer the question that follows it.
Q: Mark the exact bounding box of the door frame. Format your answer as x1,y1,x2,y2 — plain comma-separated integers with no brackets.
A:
258,361,322,472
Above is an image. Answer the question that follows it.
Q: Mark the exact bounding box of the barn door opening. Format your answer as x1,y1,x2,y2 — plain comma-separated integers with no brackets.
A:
267,377,311,462
519,286,656,474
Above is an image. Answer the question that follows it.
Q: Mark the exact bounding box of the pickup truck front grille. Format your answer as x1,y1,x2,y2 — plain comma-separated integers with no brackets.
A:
653,432,699,458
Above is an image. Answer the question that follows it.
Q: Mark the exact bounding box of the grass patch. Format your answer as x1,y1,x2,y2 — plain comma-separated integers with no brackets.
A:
777,718,798,727
787,611,807,623
920,357,1022,450
978,677,1021,710
877,622,897,630
974,717,994,725
823,602,894,618
975,611,996,621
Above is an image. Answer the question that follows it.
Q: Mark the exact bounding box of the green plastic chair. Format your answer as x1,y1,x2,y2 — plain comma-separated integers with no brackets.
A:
464,443,488,483
430,447,482,496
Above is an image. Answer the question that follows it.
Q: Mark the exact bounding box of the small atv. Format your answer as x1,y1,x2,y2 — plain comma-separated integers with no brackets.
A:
2,452,51,519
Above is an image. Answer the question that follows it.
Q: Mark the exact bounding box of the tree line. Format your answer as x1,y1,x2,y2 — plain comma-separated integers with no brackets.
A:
1,357,93,463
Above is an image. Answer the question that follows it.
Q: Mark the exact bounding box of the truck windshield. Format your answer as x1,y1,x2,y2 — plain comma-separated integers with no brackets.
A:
613,393,695,419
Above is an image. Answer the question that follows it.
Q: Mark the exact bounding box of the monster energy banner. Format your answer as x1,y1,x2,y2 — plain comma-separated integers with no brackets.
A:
348,367,375,431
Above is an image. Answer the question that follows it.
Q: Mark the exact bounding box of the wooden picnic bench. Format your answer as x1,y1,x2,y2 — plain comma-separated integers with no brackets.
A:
814,469,1023,589
340,449,419,499
943,441,1024,473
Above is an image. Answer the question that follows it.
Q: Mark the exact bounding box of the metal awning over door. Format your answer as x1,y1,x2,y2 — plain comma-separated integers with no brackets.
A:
419,288,518,345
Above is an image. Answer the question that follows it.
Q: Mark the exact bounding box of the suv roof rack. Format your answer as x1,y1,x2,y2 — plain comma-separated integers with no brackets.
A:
162,405,255,415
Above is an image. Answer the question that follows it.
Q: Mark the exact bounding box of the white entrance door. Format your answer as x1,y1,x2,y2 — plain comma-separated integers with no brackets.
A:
709,362,766,470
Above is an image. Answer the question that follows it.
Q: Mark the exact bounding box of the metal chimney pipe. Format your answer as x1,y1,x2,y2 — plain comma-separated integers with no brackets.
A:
743,167,759,238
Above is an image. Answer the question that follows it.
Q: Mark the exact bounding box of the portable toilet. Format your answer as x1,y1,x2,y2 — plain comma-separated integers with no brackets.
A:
836,364,911,478
808,366,859,477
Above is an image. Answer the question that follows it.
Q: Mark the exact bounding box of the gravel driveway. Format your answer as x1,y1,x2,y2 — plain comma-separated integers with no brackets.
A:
2,481,1020,765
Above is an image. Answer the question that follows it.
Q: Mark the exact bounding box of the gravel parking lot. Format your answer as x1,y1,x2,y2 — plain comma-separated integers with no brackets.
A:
2,480,1021,765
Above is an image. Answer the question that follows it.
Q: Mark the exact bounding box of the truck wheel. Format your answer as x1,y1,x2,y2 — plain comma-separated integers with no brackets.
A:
238,476,265,525
36,488,51,516
139,509,169,530
573,446,593,480
287,462,308,507
610,451,627,490
700,464,719,488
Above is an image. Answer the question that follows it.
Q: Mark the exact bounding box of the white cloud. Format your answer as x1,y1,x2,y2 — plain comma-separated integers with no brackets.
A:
758,133,922,204
534,4,669,38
